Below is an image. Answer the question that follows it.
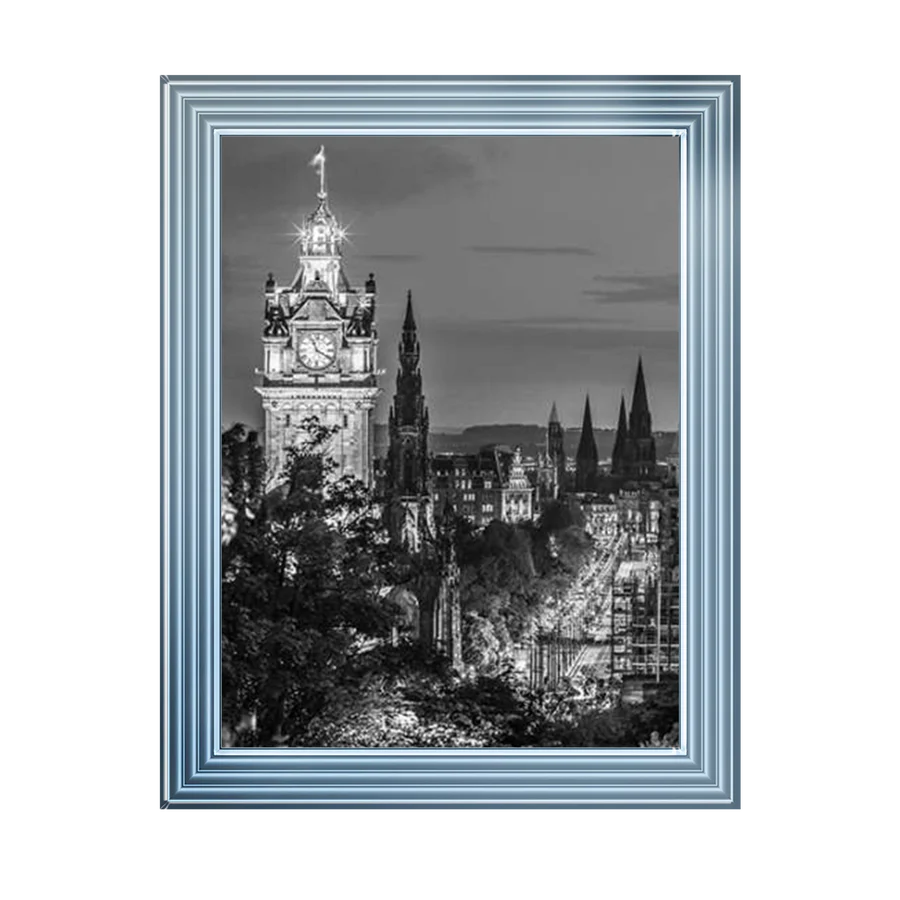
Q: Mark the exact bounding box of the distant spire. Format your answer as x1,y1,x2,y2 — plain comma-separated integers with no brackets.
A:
403,289,416,331
388,289,430,508
546,399,566,497
580,395,594,439
575,395,598,492
629,356,653,438
625,356,657,478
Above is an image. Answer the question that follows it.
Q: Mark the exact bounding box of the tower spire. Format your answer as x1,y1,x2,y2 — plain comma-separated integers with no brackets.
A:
580,395,595,439
399,290,420,363
387,293,432,550
625,356,657,479
575,394,598,492
403,289,416,331
546,400,566,498
629,356,651,435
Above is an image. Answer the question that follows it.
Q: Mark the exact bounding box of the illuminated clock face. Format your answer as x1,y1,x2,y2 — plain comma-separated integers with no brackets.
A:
298,332,336,369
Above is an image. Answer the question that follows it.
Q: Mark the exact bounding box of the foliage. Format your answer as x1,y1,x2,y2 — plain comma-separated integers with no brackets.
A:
641,722,680,748
222,418,400,745
221,420,678,749
537,679,680,748
452,501,595,669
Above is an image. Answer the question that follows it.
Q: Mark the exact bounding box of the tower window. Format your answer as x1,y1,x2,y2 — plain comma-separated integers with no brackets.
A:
343,414,348,428
285,414,291,427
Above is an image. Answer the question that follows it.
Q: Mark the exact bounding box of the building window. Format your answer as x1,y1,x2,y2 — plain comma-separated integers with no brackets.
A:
285,414,291,427
343,414,348,428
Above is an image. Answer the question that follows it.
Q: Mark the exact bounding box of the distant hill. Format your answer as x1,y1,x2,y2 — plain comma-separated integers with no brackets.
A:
374,423,677,460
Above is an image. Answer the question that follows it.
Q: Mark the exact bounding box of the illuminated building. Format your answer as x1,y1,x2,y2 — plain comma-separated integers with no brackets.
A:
432,445,534,526
256,147,379,486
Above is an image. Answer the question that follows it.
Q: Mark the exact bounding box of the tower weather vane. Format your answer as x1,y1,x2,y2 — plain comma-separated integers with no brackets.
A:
310,145,327,198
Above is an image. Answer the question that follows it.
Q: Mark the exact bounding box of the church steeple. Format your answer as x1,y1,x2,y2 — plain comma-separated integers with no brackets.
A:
629,356,653,439
624,357,657,479
575,395,598,492
612,394,629,476
547,401,566,497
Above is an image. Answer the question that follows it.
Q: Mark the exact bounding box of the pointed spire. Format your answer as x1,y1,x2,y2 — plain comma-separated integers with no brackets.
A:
403,289,416,331
388,289,431,511
580,394,594,436
575,395,598,492
616,394,628,439
546,399,566,496
576,396,597,459
399,290,420,365
629,355,653,438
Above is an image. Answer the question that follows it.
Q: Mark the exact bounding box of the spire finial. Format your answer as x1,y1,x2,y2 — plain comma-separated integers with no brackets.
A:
549,401,559,424
403,290,416,330
309,145,327,198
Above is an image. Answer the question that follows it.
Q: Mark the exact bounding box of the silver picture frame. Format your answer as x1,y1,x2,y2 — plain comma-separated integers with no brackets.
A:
161,75,739,808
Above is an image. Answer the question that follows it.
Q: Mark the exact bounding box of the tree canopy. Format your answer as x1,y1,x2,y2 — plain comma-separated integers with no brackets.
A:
221,419,679,748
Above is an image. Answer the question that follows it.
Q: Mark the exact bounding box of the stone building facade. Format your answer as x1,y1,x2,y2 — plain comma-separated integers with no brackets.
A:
432,444,534,527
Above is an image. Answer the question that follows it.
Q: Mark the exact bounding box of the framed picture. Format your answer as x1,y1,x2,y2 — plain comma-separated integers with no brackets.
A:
161,75,739,808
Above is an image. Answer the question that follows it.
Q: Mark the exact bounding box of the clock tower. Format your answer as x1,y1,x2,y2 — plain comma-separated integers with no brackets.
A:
256,147,379,487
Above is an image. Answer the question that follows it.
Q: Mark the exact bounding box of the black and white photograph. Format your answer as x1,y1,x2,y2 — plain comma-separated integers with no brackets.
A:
221,135,681,748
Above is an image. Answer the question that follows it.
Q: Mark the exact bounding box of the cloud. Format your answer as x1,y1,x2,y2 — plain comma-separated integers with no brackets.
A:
467,315,624,331
428,317,677,348
468,245,596,257
222,136,478,220
584,273,679,305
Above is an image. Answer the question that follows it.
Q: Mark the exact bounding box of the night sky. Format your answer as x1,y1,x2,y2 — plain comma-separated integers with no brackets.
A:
222,135,679,432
